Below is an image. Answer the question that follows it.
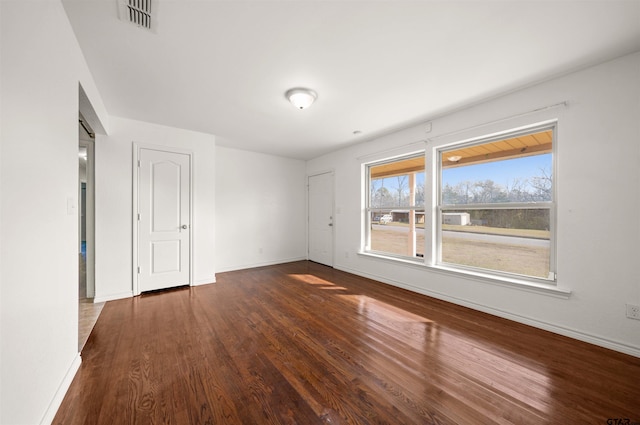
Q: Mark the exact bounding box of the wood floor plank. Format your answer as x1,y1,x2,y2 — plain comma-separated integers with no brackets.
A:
54,261,640,425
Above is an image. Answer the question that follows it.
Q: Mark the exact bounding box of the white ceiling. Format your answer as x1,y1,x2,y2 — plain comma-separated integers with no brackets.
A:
62,0,640,160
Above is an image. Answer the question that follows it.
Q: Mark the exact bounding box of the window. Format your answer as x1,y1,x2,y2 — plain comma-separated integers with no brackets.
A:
437,124,555,281
365,153,425,260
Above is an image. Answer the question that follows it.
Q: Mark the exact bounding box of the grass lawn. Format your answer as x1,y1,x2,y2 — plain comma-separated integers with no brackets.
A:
371,229,426,258
371,227,549,279
441,236,549,278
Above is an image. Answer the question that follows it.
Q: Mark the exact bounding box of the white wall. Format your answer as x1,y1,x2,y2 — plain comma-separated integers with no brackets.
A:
215,146,307,272
0,2,4,420
0,1,109,423
95,116,216,301
307,52,640,357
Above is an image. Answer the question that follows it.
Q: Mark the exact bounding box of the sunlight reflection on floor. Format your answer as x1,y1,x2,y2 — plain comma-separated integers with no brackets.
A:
288,271,552,414
288,273,347,290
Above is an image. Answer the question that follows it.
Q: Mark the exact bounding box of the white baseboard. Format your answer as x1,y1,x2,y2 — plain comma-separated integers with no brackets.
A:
336,265,640,358
193,275,216,286
40,353,82,425
215,257,307,274
93,290,134,303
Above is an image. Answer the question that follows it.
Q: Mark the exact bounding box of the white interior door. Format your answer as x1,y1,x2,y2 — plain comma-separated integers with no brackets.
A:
308,172,334,266
137,147,191,292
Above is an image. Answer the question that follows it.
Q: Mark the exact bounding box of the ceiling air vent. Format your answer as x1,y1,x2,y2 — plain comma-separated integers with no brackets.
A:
118,0,154,31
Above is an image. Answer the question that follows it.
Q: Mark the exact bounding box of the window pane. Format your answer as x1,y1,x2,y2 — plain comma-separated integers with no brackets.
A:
442,130,553,205
441,208,550,278
367,154,425,259
370,156,425,208
370,210,425,258
438,127,555,280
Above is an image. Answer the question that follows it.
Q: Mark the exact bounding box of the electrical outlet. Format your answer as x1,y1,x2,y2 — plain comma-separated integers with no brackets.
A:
626,304,640,320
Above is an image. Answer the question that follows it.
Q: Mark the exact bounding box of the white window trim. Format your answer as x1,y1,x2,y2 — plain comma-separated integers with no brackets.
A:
360,117,567,296
433,121,557,284
363,150,427,262
356,250,571,298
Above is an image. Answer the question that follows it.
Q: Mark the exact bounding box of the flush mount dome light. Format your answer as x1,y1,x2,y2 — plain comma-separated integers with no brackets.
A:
285,88,317,110
447,155,462,162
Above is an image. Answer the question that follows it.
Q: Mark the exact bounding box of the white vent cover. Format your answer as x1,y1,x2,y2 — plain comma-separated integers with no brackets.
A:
118,0,153,30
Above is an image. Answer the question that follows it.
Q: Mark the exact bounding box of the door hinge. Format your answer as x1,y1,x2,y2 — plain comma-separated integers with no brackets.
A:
137,160,141,167
137,213,141,221
137,266,141,274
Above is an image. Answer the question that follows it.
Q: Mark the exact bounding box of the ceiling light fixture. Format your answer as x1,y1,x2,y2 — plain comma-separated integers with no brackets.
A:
285,88,317,110
447,155,462,162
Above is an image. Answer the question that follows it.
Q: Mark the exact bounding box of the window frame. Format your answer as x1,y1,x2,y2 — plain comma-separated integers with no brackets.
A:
363,151,427,263
434,122,557,283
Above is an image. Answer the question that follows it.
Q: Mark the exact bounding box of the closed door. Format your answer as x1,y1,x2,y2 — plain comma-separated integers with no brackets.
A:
137,148,191,292
308,172,334,266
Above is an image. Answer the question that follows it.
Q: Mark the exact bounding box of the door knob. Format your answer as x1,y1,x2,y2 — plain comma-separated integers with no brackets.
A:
181,225,188,229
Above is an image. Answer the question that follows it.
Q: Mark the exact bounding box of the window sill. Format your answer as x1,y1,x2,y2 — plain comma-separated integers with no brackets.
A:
358,250,426,267
357,251,571,299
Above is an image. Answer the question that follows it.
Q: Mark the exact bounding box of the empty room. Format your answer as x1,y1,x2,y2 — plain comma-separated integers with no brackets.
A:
1,1,640,424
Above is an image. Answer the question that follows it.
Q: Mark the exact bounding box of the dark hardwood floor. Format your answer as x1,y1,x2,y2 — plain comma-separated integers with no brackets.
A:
54,261,640,424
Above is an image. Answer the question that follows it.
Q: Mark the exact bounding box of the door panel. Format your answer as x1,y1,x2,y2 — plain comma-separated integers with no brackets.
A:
308,172,334,266
151,241,181,273
138,148,191,292
151,161,181,232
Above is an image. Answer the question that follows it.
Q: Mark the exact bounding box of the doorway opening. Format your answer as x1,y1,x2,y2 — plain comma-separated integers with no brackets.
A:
78,115,103,351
